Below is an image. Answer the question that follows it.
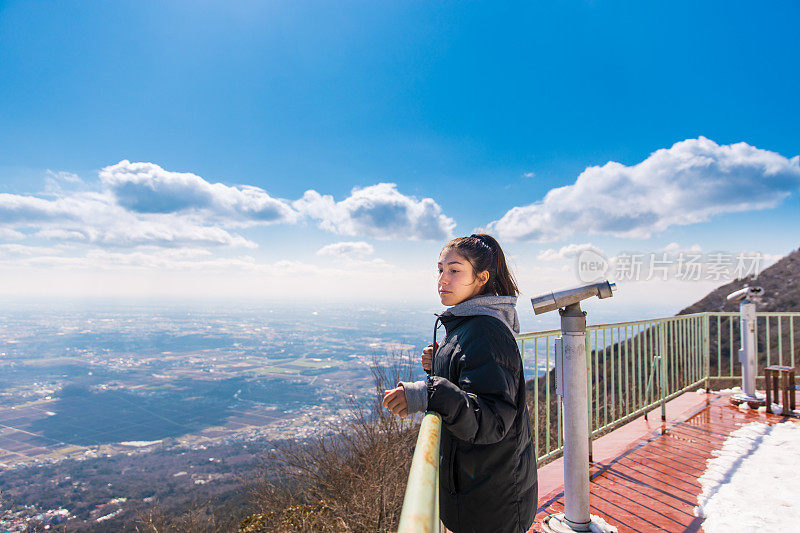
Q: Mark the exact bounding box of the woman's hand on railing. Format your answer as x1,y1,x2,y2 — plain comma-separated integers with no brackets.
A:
421,343,436,373
382,385,409,418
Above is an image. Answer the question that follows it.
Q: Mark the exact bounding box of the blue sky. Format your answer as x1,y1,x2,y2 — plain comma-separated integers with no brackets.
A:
0,1,798,320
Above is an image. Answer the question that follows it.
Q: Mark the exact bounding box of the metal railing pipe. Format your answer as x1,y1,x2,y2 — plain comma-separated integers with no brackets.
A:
397,412,442,533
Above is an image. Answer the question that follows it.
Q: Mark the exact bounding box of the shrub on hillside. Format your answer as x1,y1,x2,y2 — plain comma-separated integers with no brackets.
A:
242,353,420,533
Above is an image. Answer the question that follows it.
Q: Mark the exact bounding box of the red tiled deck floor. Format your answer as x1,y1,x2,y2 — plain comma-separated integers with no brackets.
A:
529,391,800,532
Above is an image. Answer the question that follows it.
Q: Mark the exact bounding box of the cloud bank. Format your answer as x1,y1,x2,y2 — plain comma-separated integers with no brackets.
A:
0,189,257,249
537,243,603,261
100,160,299,224
294,183,455,240
487,137,800,242
0,162,454,252
316,241,374,258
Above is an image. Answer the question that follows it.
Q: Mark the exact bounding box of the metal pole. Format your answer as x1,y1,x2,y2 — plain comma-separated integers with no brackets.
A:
659,322,667,423
531,281,616,533
704,314,710,393
727,286,764,408
558,303,591,531
739,298,757,398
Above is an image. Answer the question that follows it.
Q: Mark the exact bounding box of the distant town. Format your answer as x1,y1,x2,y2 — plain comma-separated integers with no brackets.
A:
0,301,431,530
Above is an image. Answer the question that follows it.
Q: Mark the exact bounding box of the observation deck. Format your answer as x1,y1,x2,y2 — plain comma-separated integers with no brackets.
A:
397,311,800,533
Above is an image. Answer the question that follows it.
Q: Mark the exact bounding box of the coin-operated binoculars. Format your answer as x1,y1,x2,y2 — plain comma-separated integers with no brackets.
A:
727,285,765,407
531,281,616,533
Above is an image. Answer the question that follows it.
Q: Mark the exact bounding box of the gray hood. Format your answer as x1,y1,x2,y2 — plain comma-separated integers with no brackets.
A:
441,294,520,335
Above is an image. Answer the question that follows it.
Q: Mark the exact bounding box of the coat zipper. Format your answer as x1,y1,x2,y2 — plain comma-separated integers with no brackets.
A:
448,440,458,494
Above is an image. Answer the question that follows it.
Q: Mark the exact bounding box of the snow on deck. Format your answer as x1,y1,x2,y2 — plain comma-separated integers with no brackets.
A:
695,420,800,530
530,390,800,532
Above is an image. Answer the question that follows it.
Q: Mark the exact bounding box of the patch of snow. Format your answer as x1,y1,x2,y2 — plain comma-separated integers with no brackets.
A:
695,421,800,530
714,386,742,393
589,514,618,532
96,509,123,522
173,471,187,477
700,386,746,394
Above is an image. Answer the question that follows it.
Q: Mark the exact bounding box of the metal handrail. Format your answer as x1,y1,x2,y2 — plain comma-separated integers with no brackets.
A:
397,412,443,533
397,310,800,529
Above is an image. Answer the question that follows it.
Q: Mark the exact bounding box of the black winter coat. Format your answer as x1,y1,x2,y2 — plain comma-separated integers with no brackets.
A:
427,313,538,533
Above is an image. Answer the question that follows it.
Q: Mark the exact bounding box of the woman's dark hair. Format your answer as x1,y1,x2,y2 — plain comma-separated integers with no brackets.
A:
441,234,519,297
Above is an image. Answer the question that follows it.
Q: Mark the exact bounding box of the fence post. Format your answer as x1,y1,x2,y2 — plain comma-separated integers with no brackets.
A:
586,333,593,463
704,314,710,393
659,322,667,424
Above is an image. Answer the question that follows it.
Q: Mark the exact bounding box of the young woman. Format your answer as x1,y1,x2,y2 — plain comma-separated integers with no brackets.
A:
383,234,538,533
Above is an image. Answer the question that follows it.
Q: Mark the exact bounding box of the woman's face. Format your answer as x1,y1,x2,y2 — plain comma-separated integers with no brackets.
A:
437,249,489,306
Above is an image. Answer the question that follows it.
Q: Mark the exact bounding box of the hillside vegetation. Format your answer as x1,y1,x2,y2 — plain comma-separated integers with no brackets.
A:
678,247,800,314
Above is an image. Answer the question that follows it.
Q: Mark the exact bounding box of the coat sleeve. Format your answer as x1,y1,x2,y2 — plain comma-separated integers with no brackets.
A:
427,332,519,445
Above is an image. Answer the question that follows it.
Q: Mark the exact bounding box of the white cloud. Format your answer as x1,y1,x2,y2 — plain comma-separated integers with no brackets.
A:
537,242,603,261
1,163,457,255
0,163,276,249
0,228,24,241
294,183,455,240
315,241,393,271
0,252,433,301
0,249,259,273
0,192,87,223
316,241,374,258
662,242,703,254
47,170,83,184
0,163,453,300
0,244,61,256
487,137,800,242
96,218,258,248
82,249,258,271
522,172,535,178
44,170,84,195
100,160,299,225
33,229,90,241
47,221,254,248
0,189,257,249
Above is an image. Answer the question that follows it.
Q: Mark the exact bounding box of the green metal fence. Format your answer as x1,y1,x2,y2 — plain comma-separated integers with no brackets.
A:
397,311,800,530
519,313,710,464
707,312,800,380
